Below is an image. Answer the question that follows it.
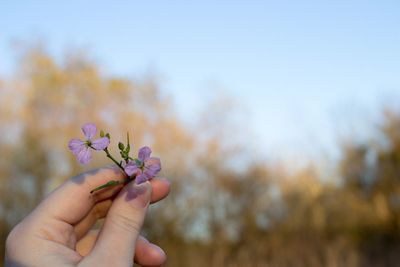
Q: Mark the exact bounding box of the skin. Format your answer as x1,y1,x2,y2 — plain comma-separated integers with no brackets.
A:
5,166,171,267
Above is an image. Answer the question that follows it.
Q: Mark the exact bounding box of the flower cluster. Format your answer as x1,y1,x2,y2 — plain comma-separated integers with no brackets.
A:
68,123,161,193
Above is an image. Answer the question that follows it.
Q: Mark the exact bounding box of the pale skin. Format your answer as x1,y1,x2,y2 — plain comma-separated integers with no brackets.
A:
5,166,171,267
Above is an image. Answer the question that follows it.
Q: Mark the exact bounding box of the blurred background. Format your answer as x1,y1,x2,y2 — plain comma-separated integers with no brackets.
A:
1,1,400,266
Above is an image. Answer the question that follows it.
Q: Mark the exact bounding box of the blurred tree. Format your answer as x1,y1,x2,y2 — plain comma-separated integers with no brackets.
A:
1,44,400,267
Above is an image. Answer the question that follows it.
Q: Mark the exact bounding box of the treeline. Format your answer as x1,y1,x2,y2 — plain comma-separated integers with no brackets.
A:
0,46,399,266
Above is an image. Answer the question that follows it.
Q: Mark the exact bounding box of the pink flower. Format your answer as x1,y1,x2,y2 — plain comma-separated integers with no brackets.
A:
124,146,161,184
68,123,110,165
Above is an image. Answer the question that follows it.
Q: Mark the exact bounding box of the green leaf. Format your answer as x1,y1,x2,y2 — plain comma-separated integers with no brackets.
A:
90,180,121,194
120,151,128,160
100,130,105,137
105,133,111,139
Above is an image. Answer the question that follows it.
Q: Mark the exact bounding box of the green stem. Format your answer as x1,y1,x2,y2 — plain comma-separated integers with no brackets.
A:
104,147,126,172
88,145,126,173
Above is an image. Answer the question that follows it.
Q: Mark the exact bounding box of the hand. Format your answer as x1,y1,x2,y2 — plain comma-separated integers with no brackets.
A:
5,166,170,267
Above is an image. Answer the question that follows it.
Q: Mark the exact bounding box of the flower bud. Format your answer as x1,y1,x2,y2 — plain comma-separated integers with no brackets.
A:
118,142,125,150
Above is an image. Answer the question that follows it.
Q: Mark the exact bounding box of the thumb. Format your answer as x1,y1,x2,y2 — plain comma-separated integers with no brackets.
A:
83,181,152,267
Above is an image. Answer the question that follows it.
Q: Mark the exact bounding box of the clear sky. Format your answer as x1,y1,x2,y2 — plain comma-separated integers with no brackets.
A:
1,1,400,163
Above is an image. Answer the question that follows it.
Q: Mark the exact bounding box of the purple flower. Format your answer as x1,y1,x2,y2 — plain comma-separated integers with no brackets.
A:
124,146,161,184
68,123,110,165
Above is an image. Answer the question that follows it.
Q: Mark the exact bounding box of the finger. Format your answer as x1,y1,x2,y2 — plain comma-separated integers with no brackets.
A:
74,199,112,240
76,230,99,256
134,235,167,267
34,166,126,224
149,177,171,204
74,177,170,239
82,181,151,266
76,230,166,266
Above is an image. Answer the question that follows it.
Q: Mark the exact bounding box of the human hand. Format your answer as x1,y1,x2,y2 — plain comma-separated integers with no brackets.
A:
5,167,170,267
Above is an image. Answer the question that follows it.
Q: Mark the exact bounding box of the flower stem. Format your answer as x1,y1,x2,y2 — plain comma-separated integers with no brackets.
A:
103,147,126,173
88,144,126,173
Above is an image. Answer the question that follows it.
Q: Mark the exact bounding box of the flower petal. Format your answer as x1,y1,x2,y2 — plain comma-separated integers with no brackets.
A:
138,146,152,161
124,161,140,176
68,139,85,155
77,147,92,165
144,157,161,178
82,123,97,140
135,173,148,184
91,137,110,150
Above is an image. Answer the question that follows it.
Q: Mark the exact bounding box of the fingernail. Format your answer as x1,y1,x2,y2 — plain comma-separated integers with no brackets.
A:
125,181,151,207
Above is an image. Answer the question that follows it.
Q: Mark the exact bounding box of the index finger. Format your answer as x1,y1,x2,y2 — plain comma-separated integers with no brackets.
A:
34,166,125,224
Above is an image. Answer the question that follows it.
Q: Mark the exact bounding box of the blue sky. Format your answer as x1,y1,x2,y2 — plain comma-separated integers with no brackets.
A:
1,1,400,163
